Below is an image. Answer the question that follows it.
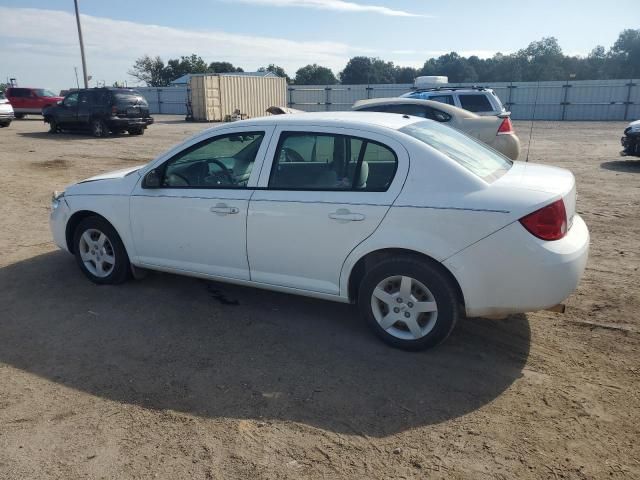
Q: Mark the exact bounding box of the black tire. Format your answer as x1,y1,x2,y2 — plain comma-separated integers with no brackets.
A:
47,117,58,133
14,113,25,120
357,256,461,351
128,127,144,136
73,216,130,285
91,118,109,137
0,121,10,128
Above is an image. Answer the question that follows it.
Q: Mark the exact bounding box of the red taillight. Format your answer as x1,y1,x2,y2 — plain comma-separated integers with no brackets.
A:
519,199,567,241
497,117,513,135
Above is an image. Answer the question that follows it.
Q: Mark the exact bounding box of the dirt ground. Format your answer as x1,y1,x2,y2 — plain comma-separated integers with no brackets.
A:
0,116,638,480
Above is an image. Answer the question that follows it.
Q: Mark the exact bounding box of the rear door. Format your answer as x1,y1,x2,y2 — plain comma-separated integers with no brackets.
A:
247,126,409,295
77,90,95,125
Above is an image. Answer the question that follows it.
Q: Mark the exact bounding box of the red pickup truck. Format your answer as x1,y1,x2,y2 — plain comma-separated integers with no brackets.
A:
5,87,64,118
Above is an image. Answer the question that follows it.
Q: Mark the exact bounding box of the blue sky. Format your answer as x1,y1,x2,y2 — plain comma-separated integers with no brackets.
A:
0,0,637,91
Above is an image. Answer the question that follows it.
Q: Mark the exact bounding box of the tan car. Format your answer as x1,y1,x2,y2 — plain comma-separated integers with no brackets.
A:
352,98,520,160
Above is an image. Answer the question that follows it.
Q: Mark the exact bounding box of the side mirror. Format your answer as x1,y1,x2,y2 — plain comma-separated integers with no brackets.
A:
142,169,162,188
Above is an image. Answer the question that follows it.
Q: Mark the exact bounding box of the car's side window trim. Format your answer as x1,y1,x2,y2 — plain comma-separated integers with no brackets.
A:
147,130,267,190
266,130,398,193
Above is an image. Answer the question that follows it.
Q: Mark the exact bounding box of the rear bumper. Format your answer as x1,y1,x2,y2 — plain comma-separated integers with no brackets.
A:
491,134,521,160
0,112,14,120
107,117,154,128
444,215,589,317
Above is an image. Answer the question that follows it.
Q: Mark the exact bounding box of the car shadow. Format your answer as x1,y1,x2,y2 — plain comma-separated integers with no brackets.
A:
17,131,139,141
0,251,531,437
601,159,640,173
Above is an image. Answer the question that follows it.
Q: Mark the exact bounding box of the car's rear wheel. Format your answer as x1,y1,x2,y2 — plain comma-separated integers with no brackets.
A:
14,113,25,120
357,256,460,350
128,127,144,135
91,118,108,137
0,121,10,128
73,216,130,284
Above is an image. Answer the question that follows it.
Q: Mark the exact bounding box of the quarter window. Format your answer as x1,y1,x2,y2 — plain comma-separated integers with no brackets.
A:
161,132,265,188
269,132,397,191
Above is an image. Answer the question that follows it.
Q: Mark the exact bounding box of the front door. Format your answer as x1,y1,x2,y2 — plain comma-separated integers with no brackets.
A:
130,128,273,280
247,126,408,295
57,92,80,127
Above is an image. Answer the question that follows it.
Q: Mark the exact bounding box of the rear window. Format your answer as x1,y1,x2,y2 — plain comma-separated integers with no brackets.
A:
458,94,493,112
113,90,148,105
400,121,512,182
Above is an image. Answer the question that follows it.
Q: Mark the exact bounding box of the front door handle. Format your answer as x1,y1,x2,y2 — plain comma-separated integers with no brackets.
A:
210,203,239,215
329,208,365,222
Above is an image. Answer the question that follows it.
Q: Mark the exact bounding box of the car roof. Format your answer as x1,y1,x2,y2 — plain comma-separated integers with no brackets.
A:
353,97,479,119
235,111,424,131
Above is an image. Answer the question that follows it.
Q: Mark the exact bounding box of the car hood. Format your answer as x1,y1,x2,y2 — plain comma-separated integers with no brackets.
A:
65,165,143,197
78,166,143,183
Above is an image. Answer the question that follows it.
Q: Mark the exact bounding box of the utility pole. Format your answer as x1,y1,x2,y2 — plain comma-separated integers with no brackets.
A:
74,0,89,88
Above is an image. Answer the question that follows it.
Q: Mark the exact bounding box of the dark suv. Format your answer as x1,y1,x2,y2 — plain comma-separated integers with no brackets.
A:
43,88,154,137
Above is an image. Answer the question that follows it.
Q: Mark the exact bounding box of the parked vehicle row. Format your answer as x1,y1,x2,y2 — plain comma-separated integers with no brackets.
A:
49,112,589,350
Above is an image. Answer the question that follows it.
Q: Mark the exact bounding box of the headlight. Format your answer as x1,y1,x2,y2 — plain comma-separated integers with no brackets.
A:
51,190,65,210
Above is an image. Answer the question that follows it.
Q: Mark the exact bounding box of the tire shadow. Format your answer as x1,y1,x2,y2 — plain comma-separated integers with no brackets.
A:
0,251,531,437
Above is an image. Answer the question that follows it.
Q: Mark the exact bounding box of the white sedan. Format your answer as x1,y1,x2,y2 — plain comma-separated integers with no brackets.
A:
50,112,589,350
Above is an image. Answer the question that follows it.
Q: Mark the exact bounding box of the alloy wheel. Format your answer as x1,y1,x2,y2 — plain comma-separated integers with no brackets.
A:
370,275,438,340
78,228,116,278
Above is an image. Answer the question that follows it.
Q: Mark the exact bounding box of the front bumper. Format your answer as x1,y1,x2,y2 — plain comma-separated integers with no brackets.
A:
0,111,14,120
444,215,589,317
50,195,71,252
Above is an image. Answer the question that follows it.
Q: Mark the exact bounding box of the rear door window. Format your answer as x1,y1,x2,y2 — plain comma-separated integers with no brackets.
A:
429,95,454,105
459,94,493,112
9,88,30,98
269,132,397,191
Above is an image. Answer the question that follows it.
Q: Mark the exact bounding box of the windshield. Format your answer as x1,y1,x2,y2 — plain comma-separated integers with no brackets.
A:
400,121,512,182
35,89,58,97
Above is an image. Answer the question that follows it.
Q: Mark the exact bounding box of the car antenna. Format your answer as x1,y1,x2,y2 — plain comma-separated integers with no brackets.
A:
525,81,540,163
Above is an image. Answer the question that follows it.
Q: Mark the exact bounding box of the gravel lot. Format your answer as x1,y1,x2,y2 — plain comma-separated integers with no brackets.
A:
0,116,639,479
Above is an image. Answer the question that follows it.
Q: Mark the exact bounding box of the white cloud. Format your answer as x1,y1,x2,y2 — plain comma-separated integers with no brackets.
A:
227,0,428,17
0,7,364,90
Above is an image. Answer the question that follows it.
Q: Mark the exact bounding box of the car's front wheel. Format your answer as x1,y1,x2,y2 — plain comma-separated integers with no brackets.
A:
357,256,461,350
0,121,10,128
47,117,59,133
91,118,108,137
128,127,144,135
73,216,130,284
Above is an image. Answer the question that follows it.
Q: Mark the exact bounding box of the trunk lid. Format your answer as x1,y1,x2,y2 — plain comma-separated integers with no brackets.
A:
494,161,576,226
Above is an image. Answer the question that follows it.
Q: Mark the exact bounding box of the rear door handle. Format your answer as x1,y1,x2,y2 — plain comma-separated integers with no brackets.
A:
210,203,239,215
329,208,365,222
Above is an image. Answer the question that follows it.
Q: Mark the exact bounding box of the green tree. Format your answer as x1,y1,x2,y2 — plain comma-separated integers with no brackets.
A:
294,64,338,85
258,64,291,83
128,55,168,86
340,57,396,84
610,29,640,78
165,54,208,82
208,62,244,73
393,66,419,84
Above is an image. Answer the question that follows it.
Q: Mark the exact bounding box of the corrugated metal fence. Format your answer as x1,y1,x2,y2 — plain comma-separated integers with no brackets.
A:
136,79,639,120
287,79,640,121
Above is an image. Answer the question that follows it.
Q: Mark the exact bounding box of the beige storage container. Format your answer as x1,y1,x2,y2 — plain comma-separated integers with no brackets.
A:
189,74,287,122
